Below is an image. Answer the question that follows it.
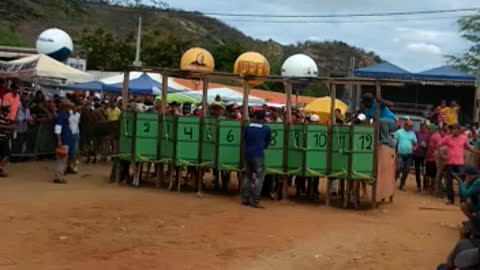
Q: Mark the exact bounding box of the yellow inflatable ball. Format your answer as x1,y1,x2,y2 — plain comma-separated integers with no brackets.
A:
233,52,270,87
180,47,215,72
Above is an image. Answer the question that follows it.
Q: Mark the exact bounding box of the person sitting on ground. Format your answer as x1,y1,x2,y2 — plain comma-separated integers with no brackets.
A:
0,101,15,177
438,237,480,270
453,168,480,240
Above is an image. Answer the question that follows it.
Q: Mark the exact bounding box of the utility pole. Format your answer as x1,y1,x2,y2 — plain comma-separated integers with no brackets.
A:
474,67,480,124
133,16,143,67
347,56,356,112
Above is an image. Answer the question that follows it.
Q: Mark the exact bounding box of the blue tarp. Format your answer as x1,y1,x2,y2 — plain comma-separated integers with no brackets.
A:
102,73,180,95
414,66,475,81
354,62,413,79
60,81,104,91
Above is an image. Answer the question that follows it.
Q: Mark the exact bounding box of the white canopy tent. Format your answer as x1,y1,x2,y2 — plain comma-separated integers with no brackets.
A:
8,54,93,83
205,88,265,106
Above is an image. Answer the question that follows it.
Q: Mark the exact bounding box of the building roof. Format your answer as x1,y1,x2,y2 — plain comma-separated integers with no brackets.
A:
354,62,413,79
415,65,475,81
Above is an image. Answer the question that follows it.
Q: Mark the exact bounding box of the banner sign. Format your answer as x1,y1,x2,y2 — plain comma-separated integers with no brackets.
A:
0,59,37,78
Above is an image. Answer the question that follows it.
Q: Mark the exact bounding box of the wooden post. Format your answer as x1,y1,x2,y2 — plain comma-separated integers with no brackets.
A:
196,77,209,196
239,78,250,198
282,80,293,200
473,68,480,124
156,73,169,188
372,81,381,208
242,79,250,121
121,71,129,111
326,83,336,206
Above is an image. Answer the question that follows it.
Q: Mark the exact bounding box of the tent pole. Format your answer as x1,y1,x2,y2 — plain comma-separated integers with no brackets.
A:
121,71,129,111
161,73,168,113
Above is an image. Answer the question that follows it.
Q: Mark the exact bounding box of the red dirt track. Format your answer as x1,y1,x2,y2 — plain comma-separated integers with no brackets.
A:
0,162,463,269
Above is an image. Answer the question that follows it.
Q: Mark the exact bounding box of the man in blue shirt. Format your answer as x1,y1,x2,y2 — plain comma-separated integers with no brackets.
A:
241,111,271,208
54,99,74,184
394,120,417,191
361,93,397,148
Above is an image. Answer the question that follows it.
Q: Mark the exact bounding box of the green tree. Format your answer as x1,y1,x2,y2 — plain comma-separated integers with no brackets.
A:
212,42,245,72
448,12,480,74
142,32,195,68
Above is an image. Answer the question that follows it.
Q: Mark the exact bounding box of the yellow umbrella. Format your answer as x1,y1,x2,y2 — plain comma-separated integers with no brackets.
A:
304,97,348,124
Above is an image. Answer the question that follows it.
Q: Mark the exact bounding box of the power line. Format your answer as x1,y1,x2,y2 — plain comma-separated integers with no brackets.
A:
223,15,464,24
202,7,480,18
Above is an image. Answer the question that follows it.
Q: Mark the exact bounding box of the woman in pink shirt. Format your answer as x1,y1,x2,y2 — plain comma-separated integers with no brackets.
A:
440,124,480,205
425,125,441,194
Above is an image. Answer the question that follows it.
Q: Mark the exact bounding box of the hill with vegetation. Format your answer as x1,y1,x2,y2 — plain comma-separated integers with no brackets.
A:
0,0,382,94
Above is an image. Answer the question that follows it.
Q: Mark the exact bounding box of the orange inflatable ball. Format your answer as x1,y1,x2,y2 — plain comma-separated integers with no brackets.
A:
233,52,270,87
180,47,215,72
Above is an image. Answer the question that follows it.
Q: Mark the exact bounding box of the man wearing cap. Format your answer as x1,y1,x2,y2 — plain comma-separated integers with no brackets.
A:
394,120,417,191
0,101,15,177
241,110,272,208
440,124,480,205
53,99,74,184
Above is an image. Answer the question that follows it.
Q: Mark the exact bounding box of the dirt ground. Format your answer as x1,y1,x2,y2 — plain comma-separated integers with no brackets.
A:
0,161,465,270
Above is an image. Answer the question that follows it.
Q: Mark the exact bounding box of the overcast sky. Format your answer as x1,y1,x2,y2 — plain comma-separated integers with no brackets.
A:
163,0,479,72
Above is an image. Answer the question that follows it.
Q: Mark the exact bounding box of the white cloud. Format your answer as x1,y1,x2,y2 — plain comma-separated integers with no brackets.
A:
406,43,443,55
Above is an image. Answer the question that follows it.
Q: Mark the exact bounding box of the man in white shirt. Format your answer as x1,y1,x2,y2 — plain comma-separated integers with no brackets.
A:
68,102,81,174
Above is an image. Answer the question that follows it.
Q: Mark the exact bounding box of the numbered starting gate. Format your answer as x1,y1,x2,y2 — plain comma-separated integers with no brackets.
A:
117,115,376,180
158,115,201,166
264,123,285,175
330,125,375,180
217,119,242,171
118,111,135,160
118,112,159,162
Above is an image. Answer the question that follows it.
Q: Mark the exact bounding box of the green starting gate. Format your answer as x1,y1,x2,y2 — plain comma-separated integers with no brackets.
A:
264,123,285,175
158,115,201,166
330,125,375,180
118,111,134,160
200,118,218,168
217,119,242,171
133,113,158,162
117,114,376,180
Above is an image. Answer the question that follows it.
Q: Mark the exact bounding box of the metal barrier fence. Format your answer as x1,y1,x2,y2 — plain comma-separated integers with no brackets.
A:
11,121,56,159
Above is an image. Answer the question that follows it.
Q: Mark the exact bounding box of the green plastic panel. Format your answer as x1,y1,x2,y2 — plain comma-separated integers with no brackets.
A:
330,126,351,179
351,126,375,179
118,111,134,160
286,124,305,176
264,123,285,175
159,115,175,164
305,125,328,177
133,113,158,161
200,118,218,168
217,120,241,171
175,117,200,166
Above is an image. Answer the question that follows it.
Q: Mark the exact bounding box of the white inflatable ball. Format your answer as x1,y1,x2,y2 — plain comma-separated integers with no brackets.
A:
281,54,318,78
36,28,73,61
